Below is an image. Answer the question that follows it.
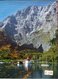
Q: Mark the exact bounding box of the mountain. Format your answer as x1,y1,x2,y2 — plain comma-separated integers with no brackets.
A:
0,1,57,51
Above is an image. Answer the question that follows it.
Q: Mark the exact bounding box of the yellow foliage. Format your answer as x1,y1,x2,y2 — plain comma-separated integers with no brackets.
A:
0,44,11,51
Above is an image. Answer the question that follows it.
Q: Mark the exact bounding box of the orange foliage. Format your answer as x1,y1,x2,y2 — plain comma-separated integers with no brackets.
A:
8,51,19,59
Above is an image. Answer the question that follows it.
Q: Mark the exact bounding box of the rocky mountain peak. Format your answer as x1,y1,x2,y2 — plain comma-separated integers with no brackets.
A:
0,1,57,51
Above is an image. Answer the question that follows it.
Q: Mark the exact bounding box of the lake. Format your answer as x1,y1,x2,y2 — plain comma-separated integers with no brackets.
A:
0,61,58,79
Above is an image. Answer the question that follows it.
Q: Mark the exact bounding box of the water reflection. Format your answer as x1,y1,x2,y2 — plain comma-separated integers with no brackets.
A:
0,62,58,78
23,59,29,71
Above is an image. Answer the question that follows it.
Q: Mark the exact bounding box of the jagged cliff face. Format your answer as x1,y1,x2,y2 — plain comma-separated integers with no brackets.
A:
0,1,57,51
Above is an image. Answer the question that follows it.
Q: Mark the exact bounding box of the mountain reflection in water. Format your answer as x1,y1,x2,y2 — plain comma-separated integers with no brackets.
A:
0,62,58,78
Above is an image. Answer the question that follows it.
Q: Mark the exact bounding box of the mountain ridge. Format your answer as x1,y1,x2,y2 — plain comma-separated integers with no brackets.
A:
0,1,57,51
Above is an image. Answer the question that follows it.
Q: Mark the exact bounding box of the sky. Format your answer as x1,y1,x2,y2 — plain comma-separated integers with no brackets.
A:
0,0,55,21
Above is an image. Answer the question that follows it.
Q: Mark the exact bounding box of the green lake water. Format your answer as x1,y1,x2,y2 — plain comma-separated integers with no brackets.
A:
0,62,58,79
